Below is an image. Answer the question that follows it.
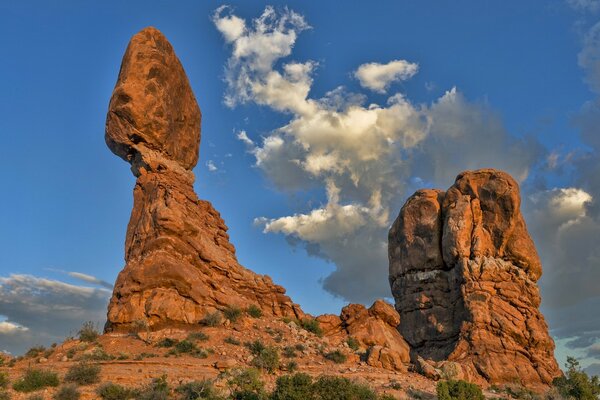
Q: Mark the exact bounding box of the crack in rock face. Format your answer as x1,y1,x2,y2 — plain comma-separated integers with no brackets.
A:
104,27,303,332
388,169,561,386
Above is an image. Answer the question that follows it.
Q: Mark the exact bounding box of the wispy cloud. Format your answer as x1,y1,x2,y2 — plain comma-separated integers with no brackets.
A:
354,60,418,93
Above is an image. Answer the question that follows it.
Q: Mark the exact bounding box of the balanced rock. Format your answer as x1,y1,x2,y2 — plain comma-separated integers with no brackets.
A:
105,27,303,331
388,169,560,385
318,300,410,371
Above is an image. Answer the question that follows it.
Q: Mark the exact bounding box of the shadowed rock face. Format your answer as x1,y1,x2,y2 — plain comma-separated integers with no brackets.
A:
105,27,303,332
389,169,561,385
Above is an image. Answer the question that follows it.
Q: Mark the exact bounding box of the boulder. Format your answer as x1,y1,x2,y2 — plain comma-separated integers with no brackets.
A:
389,169,561,385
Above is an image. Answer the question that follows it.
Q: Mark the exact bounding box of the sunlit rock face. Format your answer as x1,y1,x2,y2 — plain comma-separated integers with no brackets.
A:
389,169,561,385
104,27,303,332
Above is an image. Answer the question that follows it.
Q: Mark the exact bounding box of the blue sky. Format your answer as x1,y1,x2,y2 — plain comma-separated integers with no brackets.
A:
1,1,599,374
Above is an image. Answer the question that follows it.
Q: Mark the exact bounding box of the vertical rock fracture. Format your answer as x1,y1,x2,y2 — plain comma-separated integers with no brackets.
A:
104,27,302,332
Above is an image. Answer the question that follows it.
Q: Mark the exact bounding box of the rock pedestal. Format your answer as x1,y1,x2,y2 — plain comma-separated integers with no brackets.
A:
389,169,561,385
104,27,302,332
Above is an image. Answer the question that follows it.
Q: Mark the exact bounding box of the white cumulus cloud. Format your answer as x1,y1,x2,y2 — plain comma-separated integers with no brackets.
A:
354,60,419,93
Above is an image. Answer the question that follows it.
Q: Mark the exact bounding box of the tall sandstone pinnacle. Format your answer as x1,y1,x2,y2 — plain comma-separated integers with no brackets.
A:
104,27,303,331
388,169,561,385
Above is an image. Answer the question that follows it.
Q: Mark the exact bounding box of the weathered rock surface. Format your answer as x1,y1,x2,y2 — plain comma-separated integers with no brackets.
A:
105,27,302,331
389,169,560,386
318,300,410,371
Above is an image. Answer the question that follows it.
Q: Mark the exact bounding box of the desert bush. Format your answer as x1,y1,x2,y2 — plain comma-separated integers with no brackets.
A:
187,332,209,342
54,384,81,400
156,338,178,348
65,362,101,385
246,305,263,318
271,373,313,400
78,321,99,342
324,350,347,364
25,346,47,358
138,375,169,400
346,337,360,351
173,340,196,354
0,391,9,400
283,346,297,358
436,380,484,400
202,312,222,327
0,372,8,389
294,344,305,352
247,343,279,373
12,368,60,392
313,375,380,400
285,361,298,373
96,382,138,400
224,336,241,346
176,380,226,400
553,357,600,400
228,368,266,400
79,348,115,361
299,319,323,337
224,306,243,323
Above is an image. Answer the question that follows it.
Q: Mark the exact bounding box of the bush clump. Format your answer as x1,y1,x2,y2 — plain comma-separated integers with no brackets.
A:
96,382,138,400
224,336,241,346
25,346,47,358
436,380,484,400
12,369,60,393
187,332,209,342
78,321,100,342
0,392,8,400
0,372,8,389
228,368,266,400
323,350,347,364
553,357,600,400
202,312,222,327
223,306,243,323
346,337,360,351
53,384,80,400
138,375,169,400
246,305,263,318
299,319,323,337
245,341,279,373
270,374,389,400
79,348,115,361
270,373,313,400
65,362,101,385
176,380,226,400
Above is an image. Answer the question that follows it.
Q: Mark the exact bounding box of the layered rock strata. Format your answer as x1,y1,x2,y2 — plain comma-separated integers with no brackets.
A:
105,27,302,331
388,169,560,385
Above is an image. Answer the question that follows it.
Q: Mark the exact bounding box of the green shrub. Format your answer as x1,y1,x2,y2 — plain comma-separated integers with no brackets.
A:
247,343,279,373
294,344,305,352
65,362,101,385
138,375,169,400
79,348,115,361
285,361,298,373
96,382,138,400
553,357,600,400
78,321,99,342
202,312,222,327
25,346,46,358
324,350,347,364
271,373,313,400
246,305,263,318
312,376,379,400
283,346,297,358
176,380,226,400
228,368,266,400
54,384,80,400
0,391,9,400
0,372,8,389
225,336,241,346
346,337,360,351
12,369,60,392
187,332,209,342
156,338,178,348
299,319,323,337
224,306,243,323
66,348,77,359
436,380,484,400
173,340,197,354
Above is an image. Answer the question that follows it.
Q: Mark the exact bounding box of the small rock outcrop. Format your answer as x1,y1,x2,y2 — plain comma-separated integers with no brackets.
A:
388,169,560,385
105,27,302,331
318,300,411,371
